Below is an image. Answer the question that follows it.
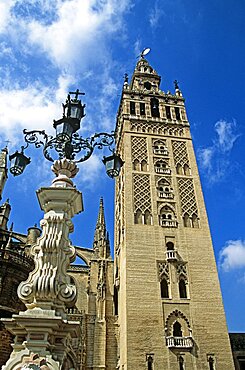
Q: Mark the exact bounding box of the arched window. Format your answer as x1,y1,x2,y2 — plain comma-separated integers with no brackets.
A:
133,159,140,171
155,160,169,174
173,321,182,337
179,279,187,298
160,206,176,227
183,164,190,176
144,210,151,225
135,210,142,224
208,357,215,370
160,278,169,298
192,214,199,228
141,160,147,171
166,242,174,250
114,286,118,316
150,97,160,117
176,163,183,175
147,356,153,370
183,213,191,227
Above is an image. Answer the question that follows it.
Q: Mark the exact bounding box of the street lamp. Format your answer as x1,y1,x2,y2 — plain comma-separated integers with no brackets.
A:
9,89,123,178
2,89,124,370
9,146,31,176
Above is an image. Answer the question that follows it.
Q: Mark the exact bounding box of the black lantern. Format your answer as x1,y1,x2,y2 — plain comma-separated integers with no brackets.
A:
53,117,78,142
102,153,124,178
9,147,31,176
53,91,85,142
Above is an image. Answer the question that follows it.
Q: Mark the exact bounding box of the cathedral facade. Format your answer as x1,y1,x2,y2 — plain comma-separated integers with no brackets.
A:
0,57,244,370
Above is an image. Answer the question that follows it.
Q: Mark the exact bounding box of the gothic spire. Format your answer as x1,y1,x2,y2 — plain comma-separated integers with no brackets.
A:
93,198,111,258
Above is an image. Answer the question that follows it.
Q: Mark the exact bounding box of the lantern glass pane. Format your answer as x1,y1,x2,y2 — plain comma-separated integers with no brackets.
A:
70,106,81,119
56,122,73,142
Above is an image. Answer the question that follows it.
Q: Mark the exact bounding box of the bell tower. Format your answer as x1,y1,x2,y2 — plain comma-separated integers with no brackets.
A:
114,56,234,369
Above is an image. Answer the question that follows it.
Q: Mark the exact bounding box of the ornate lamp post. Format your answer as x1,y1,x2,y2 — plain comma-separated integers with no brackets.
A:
9,89,122,178
2,90,123,370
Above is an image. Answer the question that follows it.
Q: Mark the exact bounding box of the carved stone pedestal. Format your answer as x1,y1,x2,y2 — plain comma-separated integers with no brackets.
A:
2,160,83,370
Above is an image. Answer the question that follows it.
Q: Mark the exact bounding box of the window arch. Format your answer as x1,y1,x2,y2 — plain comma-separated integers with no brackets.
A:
173,321,182,337
144,210,152,225
141,159,147,171
183,164,190,176
192,214,199,228
133,159,140,171
147,355,154,370
176,163,183,175
134,210,142,224
179,278,187,298
155,160,170,174
183,213,191,227
208,356,215,370
166,241,174,250
160,278,169,298
153,140,168,155
159,206,176,227
150,97,160,117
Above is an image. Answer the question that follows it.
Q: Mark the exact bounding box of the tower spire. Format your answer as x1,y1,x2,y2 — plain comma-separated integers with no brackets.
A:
93,197,111,258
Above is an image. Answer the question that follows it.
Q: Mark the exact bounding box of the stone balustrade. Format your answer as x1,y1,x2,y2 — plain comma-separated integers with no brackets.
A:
166,336,193,349
158,191,174,199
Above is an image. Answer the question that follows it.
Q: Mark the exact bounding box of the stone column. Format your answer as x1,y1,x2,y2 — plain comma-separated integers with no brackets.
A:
2,159,83,370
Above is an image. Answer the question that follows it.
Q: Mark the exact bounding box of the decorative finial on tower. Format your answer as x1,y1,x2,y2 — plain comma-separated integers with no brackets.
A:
123,73,129,90
174,80,179,90
139,47,151,59
174,79,182,97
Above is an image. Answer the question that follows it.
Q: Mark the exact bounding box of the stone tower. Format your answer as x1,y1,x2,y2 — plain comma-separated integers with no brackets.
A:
114,57,234,370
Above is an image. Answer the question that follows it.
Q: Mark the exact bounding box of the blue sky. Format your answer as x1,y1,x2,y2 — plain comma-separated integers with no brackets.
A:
0,0,244,332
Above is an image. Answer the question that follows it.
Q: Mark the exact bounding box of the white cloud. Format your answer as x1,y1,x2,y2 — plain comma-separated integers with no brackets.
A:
197,119,240,184
0,0,131,185
76,153,104,188
0,74,76,147
214,119,240,152
219,240,245,272
19,0,130,72
149,0,165,29
0,1,15,33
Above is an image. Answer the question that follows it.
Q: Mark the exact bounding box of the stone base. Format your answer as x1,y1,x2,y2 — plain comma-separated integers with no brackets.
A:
1,309,81,370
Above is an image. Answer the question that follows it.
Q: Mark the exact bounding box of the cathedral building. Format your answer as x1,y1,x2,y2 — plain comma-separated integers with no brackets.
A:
0,57,244,370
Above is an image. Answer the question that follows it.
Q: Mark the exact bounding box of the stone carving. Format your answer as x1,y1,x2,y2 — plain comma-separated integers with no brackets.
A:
172,140,190,167
177,178,198,217
133,174,152,213
18,159,83,314
131,136,148,162
176,262,188,282
158,262,170,282
130,121,185,137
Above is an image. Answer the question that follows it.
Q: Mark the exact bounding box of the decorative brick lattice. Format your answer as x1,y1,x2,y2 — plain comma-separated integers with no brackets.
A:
133,174,152,213
172,141,190,166
131,136,148,162
130,121,184,137
176,263,188,279
177,178,198,217
158,262,170,281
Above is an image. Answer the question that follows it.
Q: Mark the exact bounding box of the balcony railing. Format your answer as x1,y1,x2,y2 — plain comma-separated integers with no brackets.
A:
166,336,193,349
153,149,169,156
160,220,177,228
158,191,174,199
165,250,177,261
155,168,171,174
